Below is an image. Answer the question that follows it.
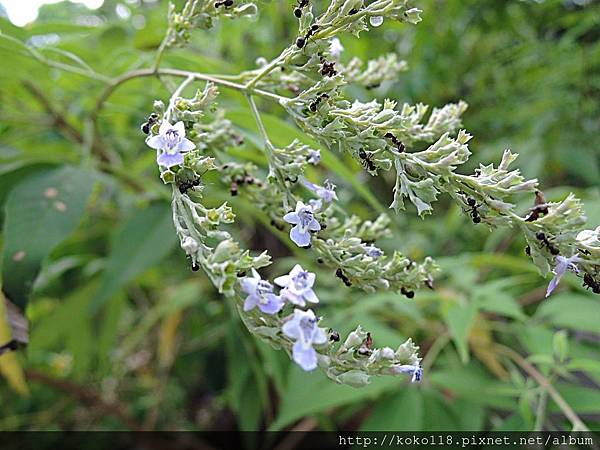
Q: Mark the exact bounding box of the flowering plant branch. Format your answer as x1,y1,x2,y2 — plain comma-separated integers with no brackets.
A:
137,0,600,387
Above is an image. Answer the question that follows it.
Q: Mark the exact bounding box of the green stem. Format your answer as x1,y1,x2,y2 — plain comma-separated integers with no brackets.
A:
152,37,169,73
534,387,549,431
165,75,195,121
246,94,291,210
244,48,291,90
92,68,288,126
496,345,590,432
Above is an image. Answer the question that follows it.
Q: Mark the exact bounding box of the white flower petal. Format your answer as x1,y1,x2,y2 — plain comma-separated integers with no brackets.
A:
146,135,164,150
177,138,195,153
283,212,300,225
159,120,172,135
274,274,291,287
173,121,186,136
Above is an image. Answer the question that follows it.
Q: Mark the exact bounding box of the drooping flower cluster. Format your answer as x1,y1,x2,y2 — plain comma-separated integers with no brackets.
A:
147,0,600,392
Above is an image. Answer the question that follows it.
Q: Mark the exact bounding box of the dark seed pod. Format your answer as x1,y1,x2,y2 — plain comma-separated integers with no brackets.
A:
296,37,305,48
329,331,340,342
525,246,531,256
237,271,246,278
191,263,200,272
294,7,302,17
467,197,476,207
141,122,150,134
536,232,546,241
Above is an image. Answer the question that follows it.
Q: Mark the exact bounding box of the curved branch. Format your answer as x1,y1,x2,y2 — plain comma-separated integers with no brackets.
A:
495,344,590,432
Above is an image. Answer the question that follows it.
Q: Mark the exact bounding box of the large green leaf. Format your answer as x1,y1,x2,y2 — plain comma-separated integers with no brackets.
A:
269,366,401,431
535,293,600,334
360,388,424,431
1,165,94,310
90,202,177,312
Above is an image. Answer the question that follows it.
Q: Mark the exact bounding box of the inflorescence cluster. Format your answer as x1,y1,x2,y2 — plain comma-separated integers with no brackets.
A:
143,0,600,387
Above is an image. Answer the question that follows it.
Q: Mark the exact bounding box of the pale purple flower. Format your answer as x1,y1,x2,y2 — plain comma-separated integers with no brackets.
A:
240,269,284,314
302,179,338,203
282,309,327,371
545,255,580,298
283,201,321,247
391,364,423,383
307,149,321,165
329,37,344,59
146,120,195,168
363,244,383,258
274,264,319,307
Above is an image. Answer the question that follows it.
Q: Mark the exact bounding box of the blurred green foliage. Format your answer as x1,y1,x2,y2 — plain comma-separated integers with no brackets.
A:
0,0,599,435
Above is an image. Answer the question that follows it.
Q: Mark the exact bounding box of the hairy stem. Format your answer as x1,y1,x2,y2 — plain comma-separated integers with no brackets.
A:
246,94,292,209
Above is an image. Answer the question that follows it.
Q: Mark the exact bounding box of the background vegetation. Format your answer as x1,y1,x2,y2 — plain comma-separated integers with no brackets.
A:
0,0,599,435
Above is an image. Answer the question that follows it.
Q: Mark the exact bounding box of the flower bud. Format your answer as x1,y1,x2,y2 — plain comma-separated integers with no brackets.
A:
181,236,199,255
336,370,371,388
342,327,366,350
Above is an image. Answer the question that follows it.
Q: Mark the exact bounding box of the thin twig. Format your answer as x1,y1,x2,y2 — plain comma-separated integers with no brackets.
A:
25,369,142,431
246,94,292,209
495,344,590,432
272,417,319,450
22,80,111,162
92,67,288,124
22,81,85,145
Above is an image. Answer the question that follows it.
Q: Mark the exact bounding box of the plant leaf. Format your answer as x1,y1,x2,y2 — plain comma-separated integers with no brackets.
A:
90,202,176,312
1,165,94,310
